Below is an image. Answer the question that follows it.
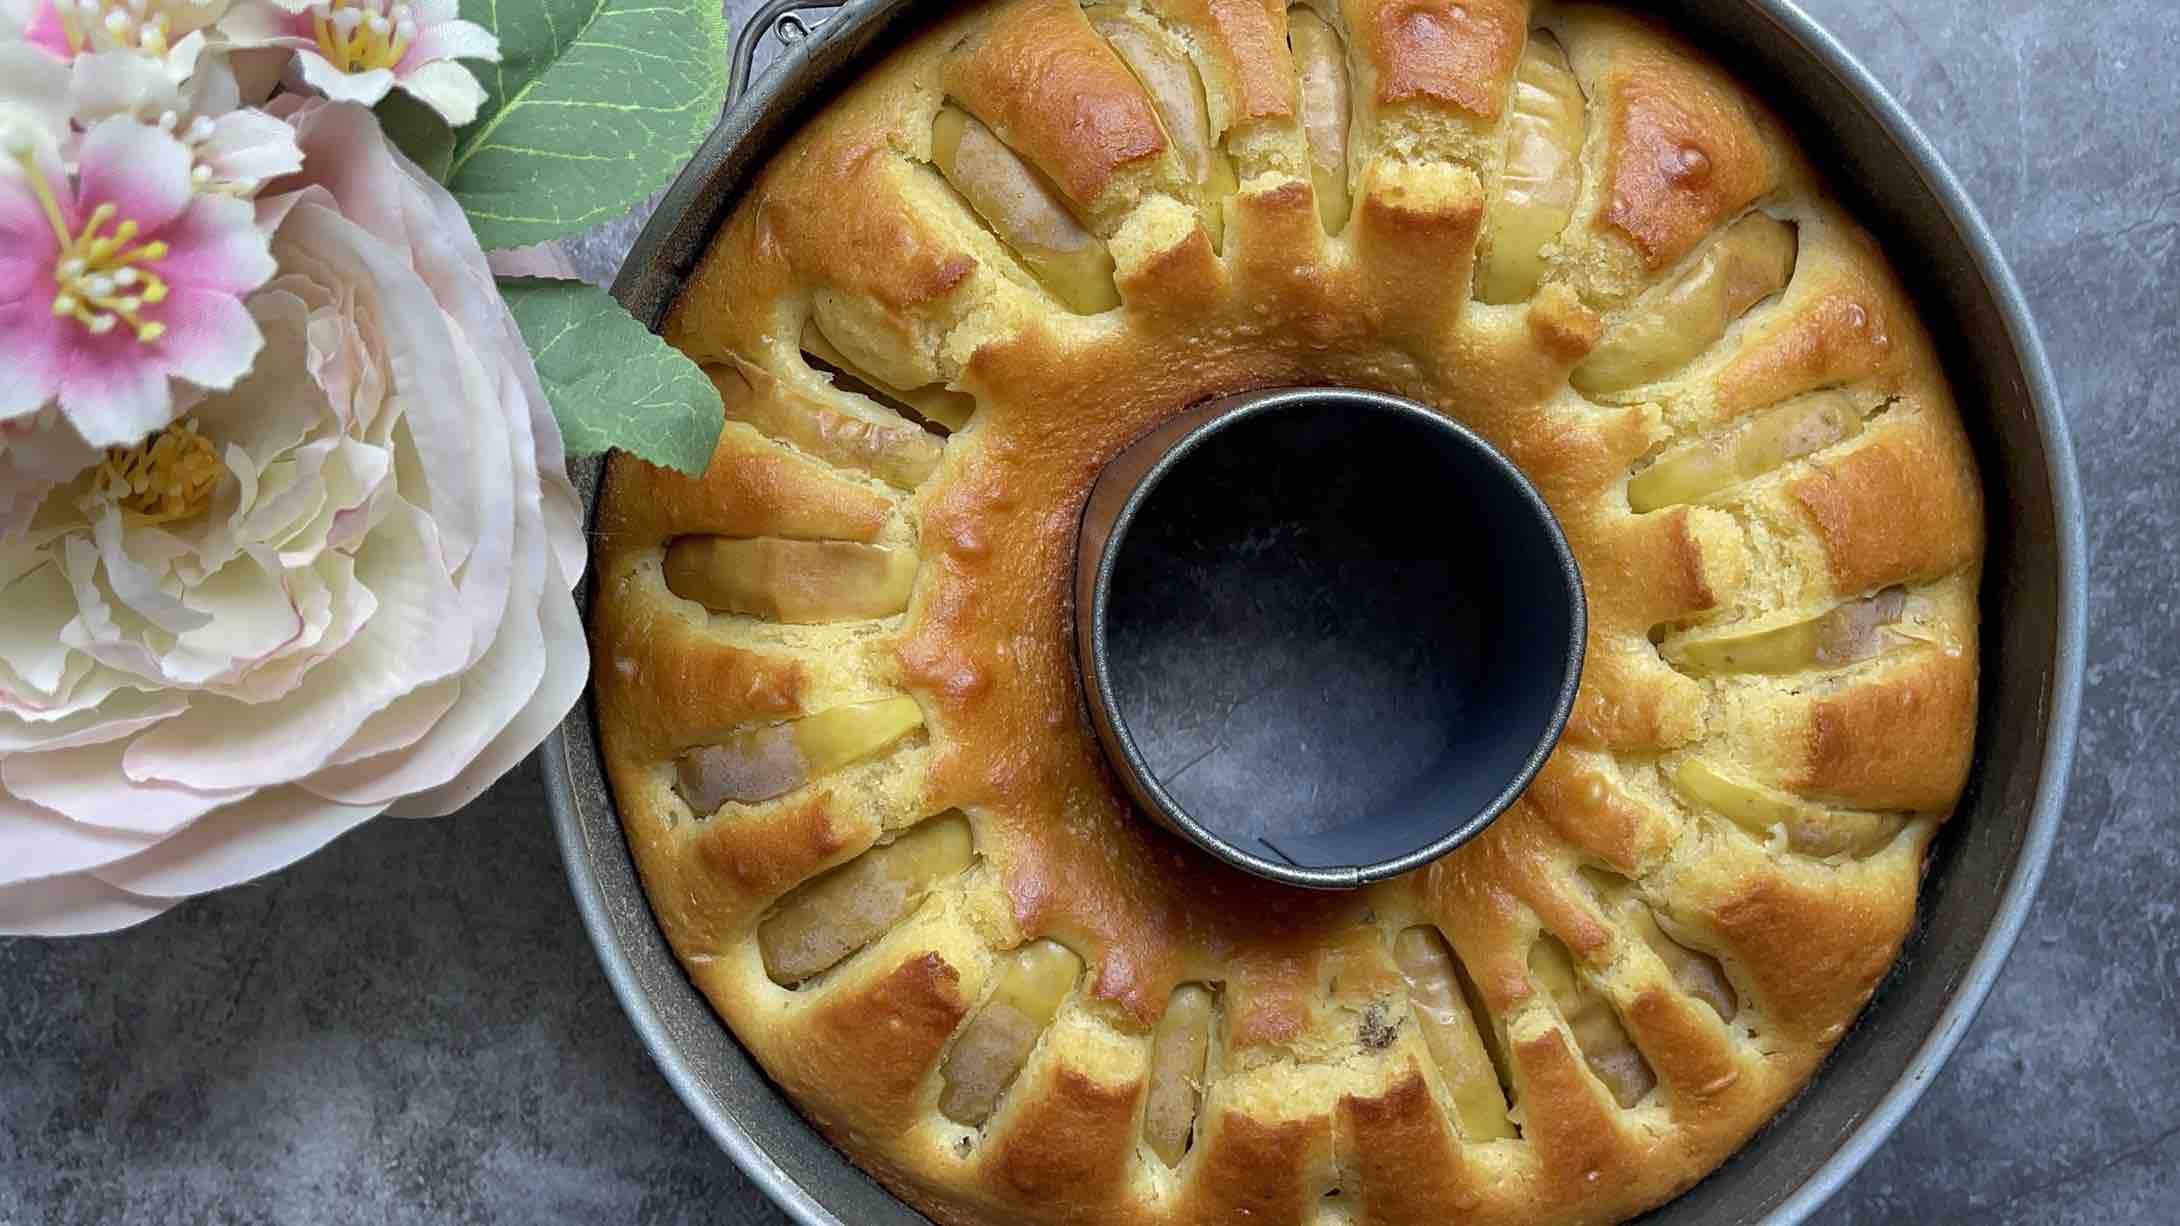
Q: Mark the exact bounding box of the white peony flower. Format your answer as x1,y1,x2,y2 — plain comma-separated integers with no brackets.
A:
0,99,585,934
0,411,98,538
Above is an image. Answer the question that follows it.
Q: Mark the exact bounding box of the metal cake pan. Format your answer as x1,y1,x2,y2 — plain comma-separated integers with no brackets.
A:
542,1,2087,1220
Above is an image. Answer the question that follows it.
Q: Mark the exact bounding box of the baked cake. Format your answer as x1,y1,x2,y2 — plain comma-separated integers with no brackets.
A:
589,1,1984,1221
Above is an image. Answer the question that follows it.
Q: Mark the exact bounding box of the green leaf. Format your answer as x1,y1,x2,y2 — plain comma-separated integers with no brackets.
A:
448,0,729,248
500,277,723,475
376,92,455,182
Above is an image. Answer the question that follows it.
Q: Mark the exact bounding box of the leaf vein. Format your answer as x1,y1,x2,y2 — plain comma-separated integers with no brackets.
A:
448,0,614,176
471,142,625,161
506,96,709,112
568,37,681,62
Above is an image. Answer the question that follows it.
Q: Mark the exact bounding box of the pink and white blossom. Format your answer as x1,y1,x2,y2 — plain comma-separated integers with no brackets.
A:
221,0,496,125
0,41,303,194
1,114,273,443
75,48,302,192
13,0,230,72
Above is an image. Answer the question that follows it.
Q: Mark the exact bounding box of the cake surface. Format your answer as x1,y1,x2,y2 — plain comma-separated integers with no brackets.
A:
589,2,1984,1222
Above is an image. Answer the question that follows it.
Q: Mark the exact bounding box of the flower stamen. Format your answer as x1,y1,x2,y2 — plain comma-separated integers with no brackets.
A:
98,418,225,524
308,0,412,71
55,0,174,56
14,151,173,345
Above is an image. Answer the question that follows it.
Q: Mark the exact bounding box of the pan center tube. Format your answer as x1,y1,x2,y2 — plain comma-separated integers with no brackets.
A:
1074,387,1586,889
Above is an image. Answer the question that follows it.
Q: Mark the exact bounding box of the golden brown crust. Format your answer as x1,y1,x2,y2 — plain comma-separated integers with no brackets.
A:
590,2,1985,1223
944,0,1171,214
1164,0,1295,124
1527,752,1671,870
976,1059,1143,1211
778,948,977,1128
1349,159,1486,346
1569,6,1780,272
599,427,893,546
1349,0,1527,118
1707,225,1921,419
1511,1026,1642,1183
1790,413,1983,594
1788,649,1978,811
1171,1106,1334,1223
1676,845,1924,1047
1340,1072,1487,1220
589,580,805,754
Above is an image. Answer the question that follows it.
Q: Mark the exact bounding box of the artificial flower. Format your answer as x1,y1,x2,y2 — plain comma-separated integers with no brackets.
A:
0,40,303,194
14,0,230,71
0,36,71,133
0,411,98,538
220,0,496,125
0,99,584,936
74,47,302,192
1,113,273,442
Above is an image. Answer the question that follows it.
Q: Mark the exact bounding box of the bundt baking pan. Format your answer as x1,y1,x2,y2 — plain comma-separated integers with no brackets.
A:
542,0,2085,1221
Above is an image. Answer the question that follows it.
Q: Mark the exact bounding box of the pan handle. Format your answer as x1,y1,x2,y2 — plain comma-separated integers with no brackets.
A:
728,0,852,105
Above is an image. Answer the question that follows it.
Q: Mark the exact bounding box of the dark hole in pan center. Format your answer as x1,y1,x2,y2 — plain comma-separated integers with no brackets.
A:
1100,397,1575,873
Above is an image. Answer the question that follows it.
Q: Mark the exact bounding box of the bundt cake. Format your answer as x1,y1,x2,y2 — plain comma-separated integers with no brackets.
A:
589,1,1984,1221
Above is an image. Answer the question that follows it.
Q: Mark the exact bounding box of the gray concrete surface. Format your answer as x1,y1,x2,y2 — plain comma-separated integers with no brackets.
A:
4,0,2175,1222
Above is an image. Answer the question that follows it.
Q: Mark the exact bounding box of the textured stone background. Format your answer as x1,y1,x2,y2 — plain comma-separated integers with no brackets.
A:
4,0,2174,1222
